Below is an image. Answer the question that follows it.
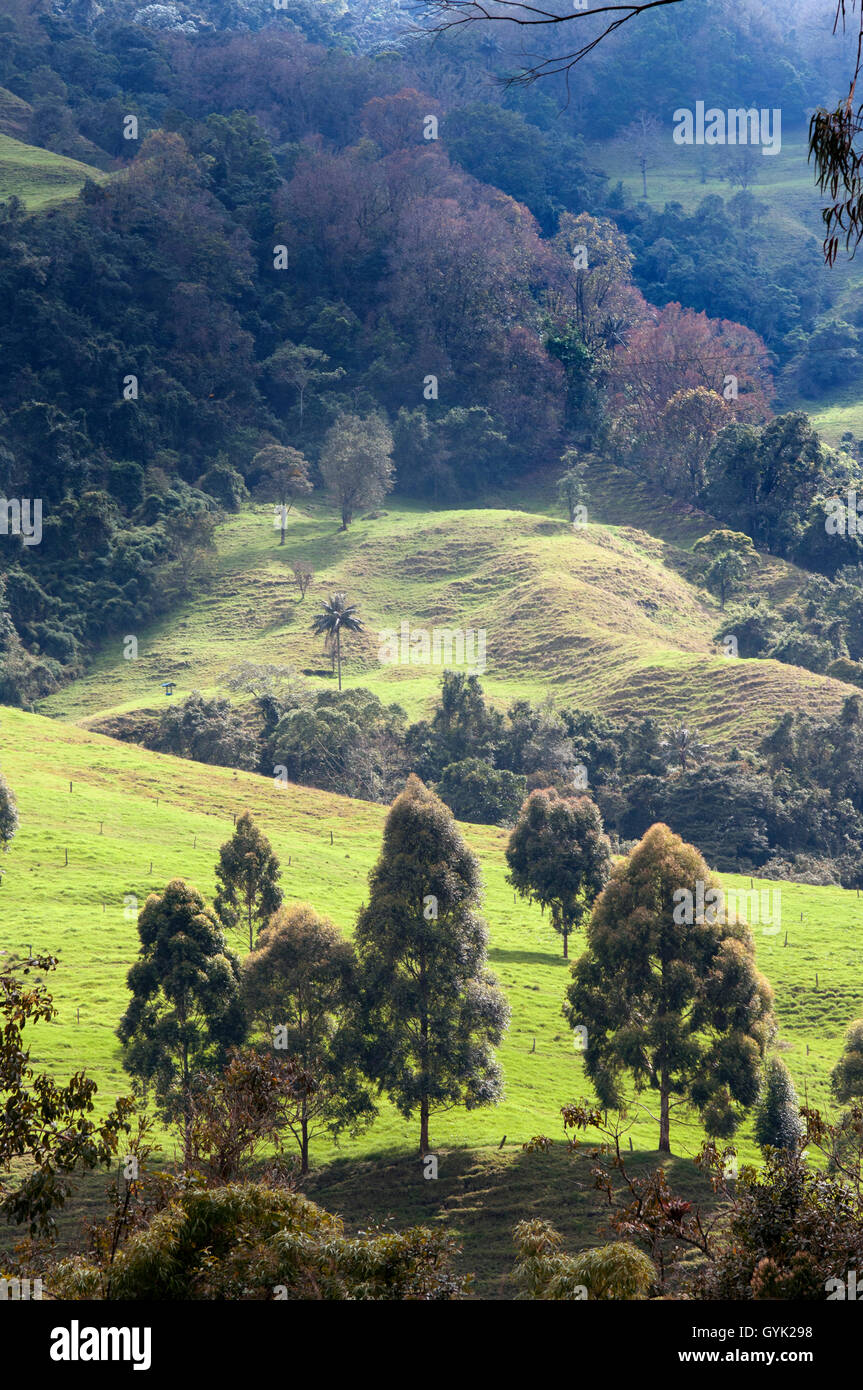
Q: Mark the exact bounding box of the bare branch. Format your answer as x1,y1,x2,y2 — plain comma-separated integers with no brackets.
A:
415,0,686,87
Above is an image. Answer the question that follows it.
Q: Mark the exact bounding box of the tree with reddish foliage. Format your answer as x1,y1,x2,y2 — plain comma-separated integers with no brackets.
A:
609,301,773,443
361,89,440,153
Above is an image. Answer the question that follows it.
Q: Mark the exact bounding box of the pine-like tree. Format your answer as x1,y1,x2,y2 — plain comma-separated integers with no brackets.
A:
754,1057,804,1151
564,823,775,1153
117,879,246,1140
506,789,611,958
353,776,510,1154
214,811,283,950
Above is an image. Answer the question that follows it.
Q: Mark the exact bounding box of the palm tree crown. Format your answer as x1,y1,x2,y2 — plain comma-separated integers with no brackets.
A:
660,724,708,773
311,592,363,691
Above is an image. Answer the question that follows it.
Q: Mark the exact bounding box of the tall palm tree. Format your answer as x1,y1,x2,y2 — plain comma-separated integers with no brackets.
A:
311,593,363,691
660,724,708,774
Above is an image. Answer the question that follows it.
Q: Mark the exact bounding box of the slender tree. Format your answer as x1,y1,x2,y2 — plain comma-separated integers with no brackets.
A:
252,444,313,545
319,412,394,530
214,811,283,951
832,1019,863,1104
506,789,612,959
291,561,314,599
353,776,510,1154
754,1057,804,1152
556,450,589,524
263,342,344,434
564,823,775,1153
117,880,246,1144
242,904,375,1173
311,593,363,692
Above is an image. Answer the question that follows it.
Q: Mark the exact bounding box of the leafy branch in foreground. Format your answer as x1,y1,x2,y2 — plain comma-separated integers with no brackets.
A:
809,0,863,263
0,952,134,1237
526,1098,863,1299
558,1103,731,1291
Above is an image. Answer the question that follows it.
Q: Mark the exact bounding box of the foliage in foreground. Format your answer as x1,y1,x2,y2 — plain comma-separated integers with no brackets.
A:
693,1129,863,1301
0,953,133,1236
49,1179,468,1301
512,1218,654,1300
539,1099,863,1300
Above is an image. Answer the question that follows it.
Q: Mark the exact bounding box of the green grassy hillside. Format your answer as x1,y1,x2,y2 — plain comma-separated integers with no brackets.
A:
0,131,105,210
1,704,861,1179
39,485,853,746
0,87,32,140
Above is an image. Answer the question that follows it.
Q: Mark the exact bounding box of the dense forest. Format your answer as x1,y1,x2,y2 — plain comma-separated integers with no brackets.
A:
1,0,861,707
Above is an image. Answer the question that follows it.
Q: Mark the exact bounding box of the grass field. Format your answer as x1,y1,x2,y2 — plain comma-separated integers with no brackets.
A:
0,132,105,210
2,703,861,1178
37,476,855,747
0,86,32,141
799,386,863,447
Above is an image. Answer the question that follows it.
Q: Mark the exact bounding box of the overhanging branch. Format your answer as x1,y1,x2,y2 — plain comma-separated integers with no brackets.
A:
415,0,686,86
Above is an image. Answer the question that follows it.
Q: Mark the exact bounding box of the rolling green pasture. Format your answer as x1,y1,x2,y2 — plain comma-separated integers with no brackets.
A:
1,704,861,1178
0,132,105,210
38,488,852,747
599,132,819,216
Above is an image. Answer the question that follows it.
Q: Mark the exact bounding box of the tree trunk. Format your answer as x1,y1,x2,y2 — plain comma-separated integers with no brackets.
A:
419,948,429,1155
336,629,342,691
301,1100,309,1175
181,1020,191,1162
659,1066,671,1154
563,925,569,960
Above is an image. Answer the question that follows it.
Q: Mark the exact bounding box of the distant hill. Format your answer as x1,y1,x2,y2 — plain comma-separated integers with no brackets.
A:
0,131,106,210
38,474,855,748
0,85,32,139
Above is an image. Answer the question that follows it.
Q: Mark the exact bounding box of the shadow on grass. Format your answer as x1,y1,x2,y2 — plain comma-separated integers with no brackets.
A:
488,947,569,969
2,1141,719,1300
304,1141,718,1300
